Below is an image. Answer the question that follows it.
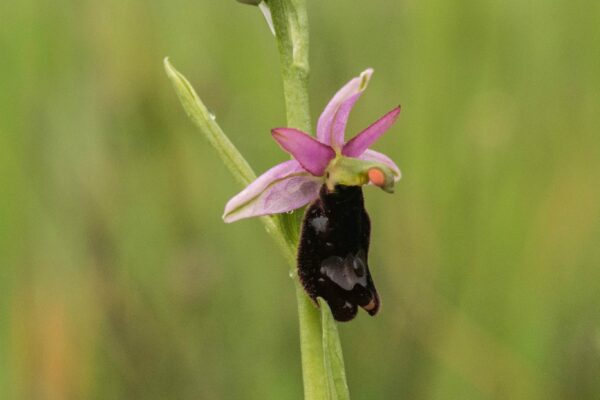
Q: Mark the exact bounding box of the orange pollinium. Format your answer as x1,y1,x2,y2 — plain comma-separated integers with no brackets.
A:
368,168,386,187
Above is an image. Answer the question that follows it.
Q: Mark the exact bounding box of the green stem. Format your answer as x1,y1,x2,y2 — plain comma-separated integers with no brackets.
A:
267,0,311,132
165,0,349,396
267,1,348,399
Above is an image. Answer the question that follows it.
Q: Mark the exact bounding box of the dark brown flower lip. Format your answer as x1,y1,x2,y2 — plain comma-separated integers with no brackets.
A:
298,184,380,322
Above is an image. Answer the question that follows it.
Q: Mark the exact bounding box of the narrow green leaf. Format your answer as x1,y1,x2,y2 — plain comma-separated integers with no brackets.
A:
319,298,350,400
163,58,256,188
164,57,296,265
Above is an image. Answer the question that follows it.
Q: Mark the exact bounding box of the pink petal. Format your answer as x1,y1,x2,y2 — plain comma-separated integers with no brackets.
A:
316,69,373,150
358,149,402,181
223,160,322,223
272,128,335,176
342,106,401,157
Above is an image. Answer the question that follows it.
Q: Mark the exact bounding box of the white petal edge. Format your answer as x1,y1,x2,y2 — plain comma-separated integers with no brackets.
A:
258,2,275,36
223,160,322,223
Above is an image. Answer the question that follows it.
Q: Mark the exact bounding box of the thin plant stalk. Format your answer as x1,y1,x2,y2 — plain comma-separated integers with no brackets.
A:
165,0,349,398
267,0,349,399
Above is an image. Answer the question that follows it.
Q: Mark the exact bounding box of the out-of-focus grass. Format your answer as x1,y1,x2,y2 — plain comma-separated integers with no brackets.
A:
1,0,599,399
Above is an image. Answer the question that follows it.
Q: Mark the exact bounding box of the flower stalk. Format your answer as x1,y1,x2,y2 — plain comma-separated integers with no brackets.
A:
164,57,345,398
267,1,349,398
267,0,311,132
166,0,353,397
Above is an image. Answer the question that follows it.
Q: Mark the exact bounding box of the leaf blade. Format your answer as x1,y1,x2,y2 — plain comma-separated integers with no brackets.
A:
163,58,256,187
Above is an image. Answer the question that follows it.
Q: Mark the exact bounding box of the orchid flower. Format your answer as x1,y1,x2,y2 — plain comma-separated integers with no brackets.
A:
223,69,401,223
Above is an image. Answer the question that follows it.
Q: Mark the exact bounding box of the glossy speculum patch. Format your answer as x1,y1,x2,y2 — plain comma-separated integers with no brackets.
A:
297,184,380,322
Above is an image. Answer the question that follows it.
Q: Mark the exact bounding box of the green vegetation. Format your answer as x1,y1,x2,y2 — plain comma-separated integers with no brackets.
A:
1,1,599,399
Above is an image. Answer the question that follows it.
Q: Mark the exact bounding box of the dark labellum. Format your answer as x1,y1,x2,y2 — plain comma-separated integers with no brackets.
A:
297,184,380,322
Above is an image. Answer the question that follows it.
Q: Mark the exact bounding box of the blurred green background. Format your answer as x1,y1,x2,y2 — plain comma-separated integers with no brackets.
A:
1,0,599,399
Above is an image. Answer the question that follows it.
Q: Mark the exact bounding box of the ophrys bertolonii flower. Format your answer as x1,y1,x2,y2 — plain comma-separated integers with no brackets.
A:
224,69,402,321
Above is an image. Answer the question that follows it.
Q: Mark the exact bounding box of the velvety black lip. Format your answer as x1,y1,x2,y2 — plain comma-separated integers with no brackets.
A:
297,184,380,322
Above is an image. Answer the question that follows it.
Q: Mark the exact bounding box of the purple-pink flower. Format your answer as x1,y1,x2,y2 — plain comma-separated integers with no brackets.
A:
223,69,401,223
